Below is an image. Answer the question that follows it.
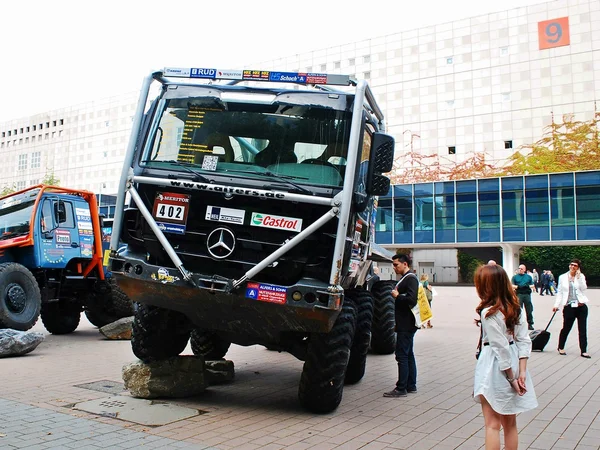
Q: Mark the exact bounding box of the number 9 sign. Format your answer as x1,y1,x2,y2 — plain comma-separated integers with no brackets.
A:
538,17,570,50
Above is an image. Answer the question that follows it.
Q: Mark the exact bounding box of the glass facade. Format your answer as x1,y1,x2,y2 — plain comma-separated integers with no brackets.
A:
375,170,600,245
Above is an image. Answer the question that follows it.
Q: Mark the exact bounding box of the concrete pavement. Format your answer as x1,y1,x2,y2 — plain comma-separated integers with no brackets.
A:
1,286,599,449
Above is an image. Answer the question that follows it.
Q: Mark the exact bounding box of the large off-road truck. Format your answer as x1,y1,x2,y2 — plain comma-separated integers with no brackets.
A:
109,67,395,413
0,185,133,333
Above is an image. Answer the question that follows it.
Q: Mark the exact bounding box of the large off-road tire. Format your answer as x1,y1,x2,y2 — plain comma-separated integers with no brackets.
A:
344,289,374,385
371,280,396,355
190,329,231,360
298,300,357,413
85,281,134,328
40,301,81,335
131,302,191,363
0,263,41,331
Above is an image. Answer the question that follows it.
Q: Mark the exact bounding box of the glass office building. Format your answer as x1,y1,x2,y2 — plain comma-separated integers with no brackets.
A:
375,170,600,246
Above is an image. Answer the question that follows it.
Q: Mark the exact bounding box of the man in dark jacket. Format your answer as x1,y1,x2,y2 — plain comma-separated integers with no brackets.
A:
384,254,419,398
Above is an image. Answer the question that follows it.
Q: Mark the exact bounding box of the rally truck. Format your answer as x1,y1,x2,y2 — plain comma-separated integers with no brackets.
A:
0,185,133,333
109,67,394,413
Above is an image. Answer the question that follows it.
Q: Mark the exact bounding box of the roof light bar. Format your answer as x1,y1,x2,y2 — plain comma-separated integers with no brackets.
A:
163,67,353,86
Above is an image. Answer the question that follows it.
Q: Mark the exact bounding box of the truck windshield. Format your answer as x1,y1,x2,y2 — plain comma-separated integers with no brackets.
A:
0,199,35,240
141,98,351,188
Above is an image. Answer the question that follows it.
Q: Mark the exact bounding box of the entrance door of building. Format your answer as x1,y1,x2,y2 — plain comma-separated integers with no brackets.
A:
419,261,435,281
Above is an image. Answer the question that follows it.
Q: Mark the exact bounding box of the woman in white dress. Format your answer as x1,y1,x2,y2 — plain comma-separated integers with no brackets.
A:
473,264,538,450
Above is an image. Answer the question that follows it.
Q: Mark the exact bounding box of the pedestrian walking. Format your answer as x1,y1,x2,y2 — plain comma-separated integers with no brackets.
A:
383,254,419,398
473,264,538,450
531,269,539,294
420,273,433,329
548,271,556,294
511,264,535,330
540,270,553,296
553,259,591,358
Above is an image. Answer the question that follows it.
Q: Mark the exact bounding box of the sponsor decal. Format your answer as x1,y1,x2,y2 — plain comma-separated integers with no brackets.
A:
157,222,186,235
243,70,270,80
205,206,245,225
190,68,217,79
306,73,327,84
164,67,191,77
349,258,361,275
77,221,93,231
217,69,243,80
168,180,287,199
81,243,93,258
55,229,71,248
201,155,219,171
251,212,302,232
153,192,190,234
245,282,287,304
151,267,181,284
76,207,91,218
269,72,307,83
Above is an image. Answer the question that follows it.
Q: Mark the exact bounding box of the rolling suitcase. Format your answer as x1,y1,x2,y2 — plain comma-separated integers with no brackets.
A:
530,311,557,352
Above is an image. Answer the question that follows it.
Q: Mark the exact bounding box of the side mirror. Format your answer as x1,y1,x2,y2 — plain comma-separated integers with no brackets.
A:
54,201,67,224
370,175,391,196
371,133,395,172
367,132,395,195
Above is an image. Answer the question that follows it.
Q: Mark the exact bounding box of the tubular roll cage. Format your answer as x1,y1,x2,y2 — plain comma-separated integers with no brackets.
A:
110,68,385,291
0,185,105,279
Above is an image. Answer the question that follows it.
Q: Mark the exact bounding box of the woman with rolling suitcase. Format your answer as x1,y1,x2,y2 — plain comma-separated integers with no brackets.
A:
553,259,590,358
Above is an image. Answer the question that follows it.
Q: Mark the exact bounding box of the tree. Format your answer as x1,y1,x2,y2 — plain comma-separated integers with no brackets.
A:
42,170,60,186
389,131,503,185
0,184,16,197
502,111,600,175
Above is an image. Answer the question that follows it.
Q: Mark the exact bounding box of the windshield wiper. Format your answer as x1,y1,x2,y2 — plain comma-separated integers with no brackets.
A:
145,160,210,183
261,171,313,195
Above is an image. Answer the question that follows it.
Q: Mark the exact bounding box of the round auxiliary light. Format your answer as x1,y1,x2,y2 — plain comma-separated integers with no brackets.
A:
292,291,303,301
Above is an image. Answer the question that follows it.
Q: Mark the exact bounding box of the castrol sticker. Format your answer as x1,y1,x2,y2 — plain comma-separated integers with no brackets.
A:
250,212,302,232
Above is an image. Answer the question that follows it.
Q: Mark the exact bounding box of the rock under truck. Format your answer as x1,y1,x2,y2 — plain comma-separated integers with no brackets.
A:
0,185,132,333
109,67,395,413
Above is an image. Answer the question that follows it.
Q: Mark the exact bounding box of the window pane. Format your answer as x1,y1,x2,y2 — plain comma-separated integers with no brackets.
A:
375,197,393,244
456,180,477,242
414,183,433,243
479,178,500,242
550,173,575,240
576,172,600,240
435,182,455,242
394,189,413,244
525,175,549,241
502,177,524,241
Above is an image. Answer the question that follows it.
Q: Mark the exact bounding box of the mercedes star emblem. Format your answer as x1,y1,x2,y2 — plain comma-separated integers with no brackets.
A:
206,227,236,259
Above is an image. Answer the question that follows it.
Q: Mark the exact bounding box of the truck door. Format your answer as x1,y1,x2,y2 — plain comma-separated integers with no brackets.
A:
38,197,83,267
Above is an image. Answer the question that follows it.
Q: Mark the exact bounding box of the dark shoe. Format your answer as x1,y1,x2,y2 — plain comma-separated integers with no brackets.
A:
383,388,407,398
540,294,544,296
528,325,534,330
581,353,591,359
558,349,567,355
407,388,418,394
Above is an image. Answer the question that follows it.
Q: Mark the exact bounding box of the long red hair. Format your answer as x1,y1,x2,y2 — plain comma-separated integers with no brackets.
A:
475,264,522,334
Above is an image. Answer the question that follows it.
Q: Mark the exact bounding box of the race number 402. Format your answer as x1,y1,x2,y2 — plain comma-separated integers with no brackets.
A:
155,203,185,221
152,192,190,224
538,17,570,50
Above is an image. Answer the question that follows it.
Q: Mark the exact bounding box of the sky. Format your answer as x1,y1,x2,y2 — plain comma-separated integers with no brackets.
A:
0,0,548,122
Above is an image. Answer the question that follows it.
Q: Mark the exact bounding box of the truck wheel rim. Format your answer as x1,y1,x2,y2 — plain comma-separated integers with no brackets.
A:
6,283,27,314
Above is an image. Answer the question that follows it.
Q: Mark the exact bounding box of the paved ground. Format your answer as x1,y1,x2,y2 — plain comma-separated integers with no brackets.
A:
1,286,599,449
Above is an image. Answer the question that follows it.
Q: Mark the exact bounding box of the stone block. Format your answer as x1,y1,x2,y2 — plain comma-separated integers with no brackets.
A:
0,329,44,357
100,316,133,340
